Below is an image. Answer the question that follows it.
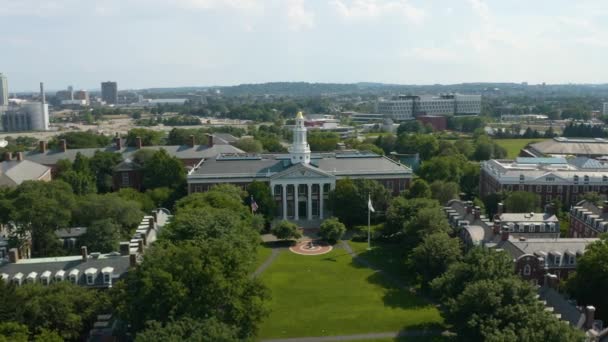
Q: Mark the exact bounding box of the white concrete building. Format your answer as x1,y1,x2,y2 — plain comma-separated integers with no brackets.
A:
375,94,482,121
0,73,7,107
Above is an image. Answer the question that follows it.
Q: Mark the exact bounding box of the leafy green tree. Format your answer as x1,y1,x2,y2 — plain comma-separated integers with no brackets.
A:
14,282,109,340
271,220,301,241
411,233,462,286
48,131,112,149
329,178,390,227
73,193,144,239
431,247,515,302
0,322,28,342
233,138,263,153
175,188,249,218
247,181,276,222
142,149,186,190
384,197,440,236
11,180,76,257
504,191,541,213
54,159,73,177
135,317,240,342
404,178,431,199
117,188,155,212
126,128,164,146
397,121,425,135
417,154,468,183
446,278,583,342
145,187,173,208
567,236,608,321
89,151,123,193
582,192,603,206
453,139,474,158
79,219,121,253
308,131,340,151
395,133,439,160
430,180,460,205
112,240,269,339
33,329,63,342
59,170,97,195
404,207,451,242
319,217,346,243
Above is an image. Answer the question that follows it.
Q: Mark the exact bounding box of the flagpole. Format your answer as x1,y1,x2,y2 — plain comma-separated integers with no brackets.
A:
367,193,371,250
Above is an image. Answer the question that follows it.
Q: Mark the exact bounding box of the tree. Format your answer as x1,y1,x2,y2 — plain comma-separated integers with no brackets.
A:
117,188,155,212
582,192,603,206
135,318,240,342
417,154,468,183
567,236,608,321
430,180,459,205
0,322,29,342
319,217,346,243
271,220,302,241
395,133,439,160
504,191,541,213
329,178,390,227
446,278,583,342
73,194,144,239
384,197,440,236
431,247,515,302
14,282,109,340
112,240,269,338
89,151,123,193
404,207,451,242
79,219,121,253
142,149,186,190
411,233,461,286
48,131,112,149
11,180,77,257
308,131,340,151
247,181,276,222
404,178,431,199
59,170,97,195
233,138,263,153
126,128,164,146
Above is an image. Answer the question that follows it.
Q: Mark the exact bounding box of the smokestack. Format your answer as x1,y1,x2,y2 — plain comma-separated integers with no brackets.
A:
81,246,88,262
60,139,67,152
136,137,142,149
40,82,45,105
39,141,47,153
16,152,23,161
585,306,596,330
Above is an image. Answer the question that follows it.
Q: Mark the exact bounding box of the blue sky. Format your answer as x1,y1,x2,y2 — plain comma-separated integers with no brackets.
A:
1,0,608,91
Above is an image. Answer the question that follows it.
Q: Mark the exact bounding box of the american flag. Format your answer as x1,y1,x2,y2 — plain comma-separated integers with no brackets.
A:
251,196,259,213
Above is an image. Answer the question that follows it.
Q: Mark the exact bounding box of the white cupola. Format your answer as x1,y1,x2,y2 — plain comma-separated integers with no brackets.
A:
288,111,311,165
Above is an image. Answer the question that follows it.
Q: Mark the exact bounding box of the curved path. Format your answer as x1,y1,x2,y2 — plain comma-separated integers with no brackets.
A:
253,248,282,278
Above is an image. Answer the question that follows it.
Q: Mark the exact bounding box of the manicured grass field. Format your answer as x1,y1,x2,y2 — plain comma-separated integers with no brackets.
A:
348,241,411,285
493,138,547,159
258,246,442,339
252,244,273,272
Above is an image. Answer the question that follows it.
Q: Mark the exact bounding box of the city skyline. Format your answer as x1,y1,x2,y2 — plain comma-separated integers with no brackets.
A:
2,0,608,91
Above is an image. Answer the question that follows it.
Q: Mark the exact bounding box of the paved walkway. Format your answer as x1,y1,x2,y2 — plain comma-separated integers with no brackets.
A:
252,248,282,278
261,329,442,342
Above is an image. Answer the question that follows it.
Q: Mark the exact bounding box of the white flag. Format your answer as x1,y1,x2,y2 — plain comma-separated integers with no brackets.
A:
368,196,375,213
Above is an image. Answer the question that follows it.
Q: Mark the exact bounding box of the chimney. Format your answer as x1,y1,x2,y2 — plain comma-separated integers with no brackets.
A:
493,220,501,234
39,141,47,153
136,137,143,149
546,273,558,289
60,139,67,152
148,217,154,231
501,230,510,241
81,246,88,261
585,306,596,330
474,206,481,219
129,253,137,267
206,134,214,147
137,239,144,253
189,135,195,147
497,202,504,215
8,248,19,263
3,152,12,161
40,82,46,105
465,202,472,214
544,203,555,216
16,152,23,161
115,136,122,150
153,210,158,223
119,242,130,256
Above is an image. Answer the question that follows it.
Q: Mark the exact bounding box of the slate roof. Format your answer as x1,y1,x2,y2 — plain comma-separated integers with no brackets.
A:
497,238,599,259
213,133,238,144
22,144,244,165
0,253,130,288
529,138,608,157
0,160,51,187
188,152,412,180
539,286,584,327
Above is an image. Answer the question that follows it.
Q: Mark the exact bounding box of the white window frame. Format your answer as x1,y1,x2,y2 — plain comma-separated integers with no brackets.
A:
523,264,532,276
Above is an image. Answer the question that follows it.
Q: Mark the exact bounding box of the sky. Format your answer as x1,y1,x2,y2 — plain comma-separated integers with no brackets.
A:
1,0,608,91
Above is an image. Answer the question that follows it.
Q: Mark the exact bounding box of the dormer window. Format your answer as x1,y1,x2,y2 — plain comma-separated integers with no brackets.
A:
101,267,114,286
520,174,525,182
41,271,51,286
546,177,554,182
85,268,98,286
1,273,8,283
69,269,79,284
603,175,608,183
584,175,589,184
523,264,532,276
574,175,579,184
12,272,23,286
26,272,37,284
55,270,65,282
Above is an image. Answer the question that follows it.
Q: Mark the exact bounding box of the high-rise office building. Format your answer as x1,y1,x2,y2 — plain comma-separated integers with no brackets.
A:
101,81,118,104
0,73,8,107
375,94,482,121
603,102,608,116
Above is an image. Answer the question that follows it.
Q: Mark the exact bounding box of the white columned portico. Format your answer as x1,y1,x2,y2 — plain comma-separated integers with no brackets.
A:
307,183,312,220
319,183,324,220
282,184,287,220
294,184,299,220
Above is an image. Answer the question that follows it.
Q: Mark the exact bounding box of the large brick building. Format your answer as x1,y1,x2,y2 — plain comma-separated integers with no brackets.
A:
481,157,608,207
187,112,413,222
569,200,608,238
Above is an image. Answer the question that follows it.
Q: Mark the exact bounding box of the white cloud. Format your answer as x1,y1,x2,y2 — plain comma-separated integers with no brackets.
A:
173,0,261,11
331,0,425,24
466,0,490,22
286,0,315,31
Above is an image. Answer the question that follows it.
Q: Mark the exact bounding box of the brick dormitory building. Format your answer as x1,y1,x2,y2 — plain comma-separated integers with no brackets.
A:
481,156,608,207
186,112,413,222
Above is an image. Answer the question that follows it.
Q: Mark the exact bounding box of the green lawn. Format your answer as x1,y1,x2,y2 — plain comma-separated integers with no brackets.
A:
349,337,450,342
493,138,547,159
252,244,273,272
348,241,411,285
258,246,442,339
